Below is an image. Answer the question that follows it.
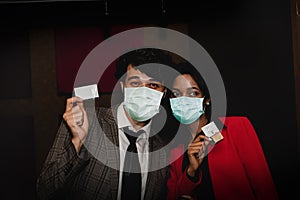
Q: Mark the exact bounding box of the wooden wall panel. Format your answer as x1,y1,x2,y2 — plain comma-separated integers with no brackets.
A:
0,29,31,99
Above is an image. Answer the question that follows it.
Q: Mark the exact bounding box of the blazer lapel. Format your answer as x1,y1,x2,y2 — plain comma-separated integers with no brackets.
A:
144,135,169,200
100,105,121,200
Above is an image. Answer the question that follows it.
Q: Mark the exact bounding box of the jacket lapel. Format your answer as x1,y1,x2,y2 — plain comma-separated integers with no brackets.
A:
99,105,120,200
144,134,169,200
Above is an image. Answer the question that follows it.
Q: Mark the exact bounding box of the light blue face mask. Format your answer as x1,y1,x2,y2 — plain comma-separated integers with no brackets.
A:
123,87,164,122
170,96,205,124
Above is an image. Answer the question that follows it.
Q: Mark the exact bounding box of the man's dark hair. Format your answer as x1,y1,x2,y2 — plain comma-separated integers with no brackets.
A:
114,48,173,82
114,48,179,145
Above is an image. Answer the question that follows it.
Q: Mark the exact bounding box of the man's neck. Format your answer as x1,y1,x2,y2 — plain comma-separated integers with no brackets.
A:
123,107,150,131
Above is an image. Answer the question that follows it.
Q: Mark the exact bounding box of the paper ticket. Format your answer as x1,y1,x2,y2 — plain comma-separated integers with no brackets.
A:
74,84,99,100
201,121,223,143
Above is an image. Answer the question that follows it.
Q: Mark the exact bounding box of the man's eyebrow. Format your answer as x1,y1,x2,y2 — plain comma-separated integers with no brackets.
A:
127,76,162,83
148,78,162,83
127,76,141,81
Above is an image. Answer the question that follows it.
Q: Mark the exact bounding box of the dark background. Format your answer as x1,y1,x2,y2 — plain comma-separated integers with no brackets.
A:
0,0,299,199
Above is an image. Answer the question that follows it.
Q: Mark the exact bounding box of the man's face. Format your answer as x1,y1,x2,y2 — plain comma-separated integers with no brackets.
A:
121,64,165,92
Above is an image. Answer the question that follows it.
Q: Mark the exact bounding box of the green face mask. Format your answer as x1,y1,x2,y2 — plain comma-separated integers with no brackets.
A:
170,96,204,124
123,87,163,122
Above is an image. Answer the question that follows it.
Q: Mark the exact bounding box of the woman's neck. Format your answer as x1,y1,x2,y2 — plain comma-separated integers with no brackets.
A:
188,114,208,139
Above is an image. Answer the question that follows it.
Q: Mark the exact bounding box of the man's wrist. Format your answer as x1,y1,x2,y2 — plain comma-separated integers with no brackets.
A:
72,137,83,153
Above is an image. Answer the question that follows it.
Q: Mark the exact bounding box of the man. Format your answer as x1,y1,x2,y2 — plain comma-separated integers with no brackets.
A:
36,48,176,200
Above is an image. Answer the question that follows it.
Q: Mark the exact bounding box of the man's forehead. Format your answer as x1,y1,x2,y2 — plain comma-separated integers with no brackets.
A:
126,68,160,82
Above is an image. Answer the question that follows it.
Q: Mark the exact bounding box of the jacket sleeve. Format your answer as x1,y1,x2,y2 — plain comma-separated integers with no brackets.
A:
167,150,202,200
230,117,279,200
36,120,91,200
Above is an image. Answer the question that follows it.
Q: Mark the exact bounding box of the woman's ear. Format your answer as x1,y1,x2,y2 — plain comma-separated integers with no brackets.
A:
205,98,211,106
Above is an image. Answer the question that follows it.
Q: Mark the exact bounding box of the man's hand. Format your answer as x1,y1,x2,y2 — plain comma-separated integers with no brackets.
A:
63,97,89,153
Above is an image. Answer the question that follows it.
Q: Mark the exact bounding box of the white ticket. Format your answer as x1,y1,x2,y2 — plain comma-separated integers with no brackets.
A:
201,121,223,143
74,84,99,100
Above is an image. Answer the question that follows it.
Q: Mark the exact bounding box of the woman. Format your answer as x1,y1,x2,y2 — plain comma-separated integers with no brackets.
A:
166,62,278,200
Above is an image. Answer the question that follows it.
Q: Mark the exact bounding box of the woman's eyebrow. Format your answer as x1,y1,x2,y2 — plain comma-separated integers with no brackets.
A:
190,86,201,90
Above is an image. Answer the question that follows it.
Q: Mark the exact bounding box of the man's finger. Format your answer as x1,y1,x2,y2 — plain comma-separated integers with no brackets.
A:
65,97,84,111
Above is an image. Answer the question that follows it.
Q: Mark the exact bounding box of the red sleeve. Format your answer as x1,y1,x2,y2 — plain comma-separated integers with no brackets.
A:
167,150,202,200
230,117,279,200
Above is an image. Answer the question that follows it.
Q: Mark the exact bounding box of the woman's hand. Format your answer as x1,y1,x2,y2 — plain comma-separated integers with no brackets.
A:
63,97,89,153
187,134,211,177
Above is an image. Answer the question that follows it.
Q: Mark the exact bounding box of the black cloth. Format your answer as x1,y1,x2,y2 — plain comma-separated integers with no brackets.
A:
121,127,143,200
194,155,215,200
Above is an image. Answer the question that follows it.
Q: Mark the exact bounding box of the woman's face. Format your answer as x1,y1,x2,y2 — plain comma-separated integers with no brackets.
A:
171,74,204,98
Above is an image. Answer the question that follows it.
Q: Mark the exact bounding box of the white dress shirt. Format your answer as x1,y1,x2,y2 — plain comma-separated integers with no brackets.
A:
117,103,150,200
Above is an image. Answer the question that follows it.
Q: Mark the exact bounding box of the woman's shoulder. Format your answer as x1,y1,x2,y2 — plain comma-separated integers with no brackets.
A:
218,116,258,141
218,116,253,128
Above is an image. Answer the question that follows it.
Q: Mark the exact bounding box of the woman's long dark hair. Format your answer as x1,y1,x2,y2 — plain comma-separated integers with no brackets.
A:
172,61,212,121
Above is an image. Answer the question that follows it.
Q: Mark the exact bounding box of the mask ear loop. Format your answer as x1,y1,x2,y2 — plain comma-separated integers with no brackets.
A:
162,87,167,99
159,86,168,112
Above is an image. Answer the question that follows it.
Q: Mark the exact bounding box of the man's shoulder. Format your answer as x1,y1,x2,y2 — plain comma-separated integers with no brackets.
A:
149,133,166,150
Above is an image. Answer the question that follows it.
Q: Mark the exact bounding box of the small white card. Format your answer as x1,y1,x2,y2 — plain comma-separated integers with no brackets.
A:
74,84,99,100
201,121,223,143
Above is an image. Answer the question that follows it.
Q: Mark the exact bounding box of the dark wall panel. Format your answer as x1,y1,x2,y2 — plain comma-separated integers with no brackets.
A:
0,29,31,99
0,116,36,200
189,0,299,198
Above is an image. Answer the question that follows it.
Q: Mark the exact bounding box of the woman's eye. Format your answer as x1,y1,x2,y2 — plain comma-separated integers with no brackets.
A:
172,91,181,97
188,90,201,97
189,92,197,97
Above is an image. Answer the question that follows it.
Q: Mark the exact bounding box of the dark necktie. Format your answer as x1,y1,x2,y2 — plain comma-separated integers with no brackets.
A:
121,127,143,200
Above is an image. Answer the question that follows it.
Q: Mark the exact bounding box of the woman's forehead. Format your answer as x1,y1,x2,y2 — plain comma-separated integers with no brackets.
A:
173,74,198,87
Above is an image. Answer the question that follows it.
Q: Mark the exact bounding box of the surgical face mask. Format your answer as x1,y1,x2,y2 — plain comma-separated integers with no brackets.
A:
123,87,164,122
170,96,205,125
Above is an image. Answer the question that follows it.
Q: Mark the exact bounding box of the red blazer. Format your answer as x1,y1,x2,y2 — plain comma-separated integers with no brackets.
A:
167,116,279,200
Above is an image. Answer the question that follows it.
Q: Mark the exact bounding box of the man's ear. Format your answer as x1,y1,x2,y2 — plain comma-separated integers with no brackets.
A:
120,81,124,93
160,81,167,98
162,87,167,99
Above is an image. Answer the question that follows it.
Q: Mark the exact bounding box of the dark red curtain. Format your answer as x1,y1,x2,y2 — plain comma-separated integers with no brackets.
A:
55,24,142,94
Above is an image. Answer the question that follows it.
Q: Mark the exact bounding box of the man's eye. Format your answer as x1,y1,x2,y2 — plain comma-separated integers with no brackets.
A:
148,83,159,89
129,81,140,87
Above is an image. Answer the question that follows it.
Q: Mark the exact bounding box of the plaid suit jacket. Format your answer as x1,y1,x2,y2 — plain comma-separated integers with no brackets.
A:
37,104,170,200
